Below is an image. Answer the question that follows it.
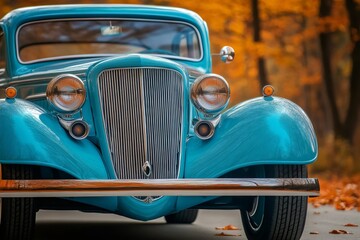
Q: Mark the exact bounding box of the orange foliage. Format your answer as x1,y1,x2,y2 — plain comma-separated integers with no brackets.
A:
309,174,360,211
344,223,359,227
215,224,239,230
329,229,353,234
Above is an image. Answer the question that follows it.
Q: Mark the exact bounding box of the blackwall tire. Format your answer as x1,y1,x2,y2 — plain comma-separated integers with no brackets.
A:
240,165,308,240
0,165,36,240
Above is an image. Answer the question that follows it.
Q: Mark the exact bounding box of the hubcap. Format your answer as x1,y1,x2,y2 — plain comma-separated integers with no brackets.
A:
245,166,266,231
246,196,265,231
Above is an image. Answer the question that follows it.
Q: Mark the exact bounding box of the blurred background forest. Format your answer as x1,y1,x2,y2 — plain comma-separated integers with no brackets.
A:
1,0,360,176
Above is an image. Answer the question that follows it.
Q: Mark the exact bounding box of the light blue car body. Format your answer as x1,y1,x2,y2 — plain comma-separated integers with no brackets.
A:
0,5,317,221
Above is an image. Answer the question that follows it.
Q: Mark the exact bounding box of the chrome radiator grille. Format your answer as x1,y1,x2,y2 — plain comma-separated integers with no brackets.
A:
98,68,183,180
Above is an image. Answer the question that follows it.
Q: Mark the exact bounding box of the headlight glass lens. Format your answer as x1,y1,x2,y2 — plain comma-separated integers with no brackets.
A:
46,74,86,112
191,74,230,114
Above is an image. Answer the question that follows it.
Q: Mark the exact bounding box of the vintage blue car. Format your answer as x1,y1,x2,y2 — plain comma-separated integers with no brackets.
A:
0,4,319,240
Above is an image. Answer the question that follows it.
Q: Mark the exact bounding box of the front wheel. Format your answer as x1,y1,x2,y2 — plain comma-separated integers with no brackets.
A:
240,165,308,240
0,165,36,240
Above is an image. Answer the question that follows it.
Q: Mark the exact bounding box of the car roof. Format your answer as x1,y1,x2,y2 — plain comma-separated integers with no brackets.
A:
1,4,204,26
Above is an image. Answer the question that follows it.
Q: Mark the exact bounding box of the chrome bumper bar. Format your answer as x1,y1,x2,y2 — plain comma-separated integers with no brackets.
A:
0,178,320,198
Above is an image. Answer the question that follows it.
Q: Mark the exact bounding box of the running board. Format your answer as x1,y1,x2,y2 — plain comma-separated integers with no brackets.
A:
0,178,320,198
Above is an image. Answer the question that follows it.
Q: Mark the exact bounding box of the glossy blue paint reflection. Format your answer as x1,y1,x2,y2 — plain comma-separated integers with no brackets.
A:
185,97,318,178
0,98,108,180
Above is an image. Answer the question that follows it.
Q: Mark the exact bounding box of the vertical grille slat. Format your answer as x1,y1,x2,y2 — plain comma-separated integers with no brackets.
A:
98,68,183,182
143,69,183,179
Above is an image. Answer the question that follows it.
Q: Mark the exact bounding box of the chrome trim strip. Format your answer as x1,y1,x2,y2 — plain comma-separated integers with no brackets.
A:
16,18,204,64
139,69,148,177
0,178,320,197
24,93,46,100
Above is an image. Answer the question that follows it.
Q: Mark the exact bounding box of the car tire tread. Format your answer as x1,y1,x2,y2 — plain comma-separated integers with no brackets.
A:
241,165,307,240
0,165,36,240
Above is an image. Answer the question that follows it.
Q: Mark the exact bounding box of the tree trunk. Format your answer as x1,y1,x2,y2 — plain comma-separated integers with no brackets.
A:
319,0,360,143
252,0,269,90
319,0,343,138
343,0,360,142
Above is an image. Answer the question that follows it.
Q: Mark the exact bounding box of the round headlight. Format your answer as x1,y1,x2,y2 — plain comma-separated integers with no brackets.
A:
46,74,86,112
191,74,230,114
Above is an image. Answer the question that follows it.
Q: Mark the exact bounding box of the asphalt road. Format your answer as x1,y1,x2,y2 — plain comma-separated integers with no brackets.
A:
34,205,360,240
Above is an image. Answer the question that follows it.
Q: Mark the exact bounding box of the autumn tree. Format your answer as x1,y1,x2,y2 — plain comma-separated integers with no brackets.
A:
343,0,360,142
317,0,360,144
319,0,339,138
252,0,269,91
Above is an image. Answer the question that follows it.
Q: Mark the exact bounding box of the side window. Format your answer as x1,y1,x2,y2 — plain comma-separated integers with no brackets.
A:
0,28,5,75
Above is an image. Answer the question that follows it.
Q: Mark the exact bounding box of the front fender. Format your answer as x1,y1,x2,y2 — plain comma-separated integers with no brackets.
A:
0,98,108,180
185,96,318,178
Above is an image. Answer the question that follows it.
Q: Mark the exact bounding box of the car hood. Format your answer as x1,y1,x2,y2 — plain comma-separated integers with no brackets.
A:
20,58,106,78
10,55,203,83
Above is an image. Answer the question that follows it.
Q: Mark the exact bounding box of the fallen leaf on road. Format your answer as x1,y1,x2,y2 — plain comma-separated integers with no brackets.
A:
344,223,358,227
215,232,241,236
308,174,360,211
313,211,320,215
215,224,239,230
310,231,319,234
329,229,353,234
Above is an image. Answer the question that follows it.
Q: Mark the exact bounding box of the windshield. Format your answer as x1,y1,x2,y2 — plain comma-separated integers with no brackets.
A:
17,19,202,63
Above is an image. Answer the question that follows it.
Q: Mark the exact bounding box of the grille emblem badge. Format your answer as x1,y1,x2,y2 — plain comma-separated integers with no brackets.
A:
142,161,152,177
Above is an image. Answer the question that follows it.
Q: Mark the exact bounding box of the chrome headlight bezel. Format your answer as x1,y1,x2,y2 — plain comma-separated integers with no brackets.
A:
46,74,86,113
190,74,230,115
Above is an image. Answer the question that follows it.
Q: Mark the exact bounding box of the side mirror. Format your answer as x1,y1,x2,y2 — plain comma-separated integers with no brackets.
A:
220,46,235,63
